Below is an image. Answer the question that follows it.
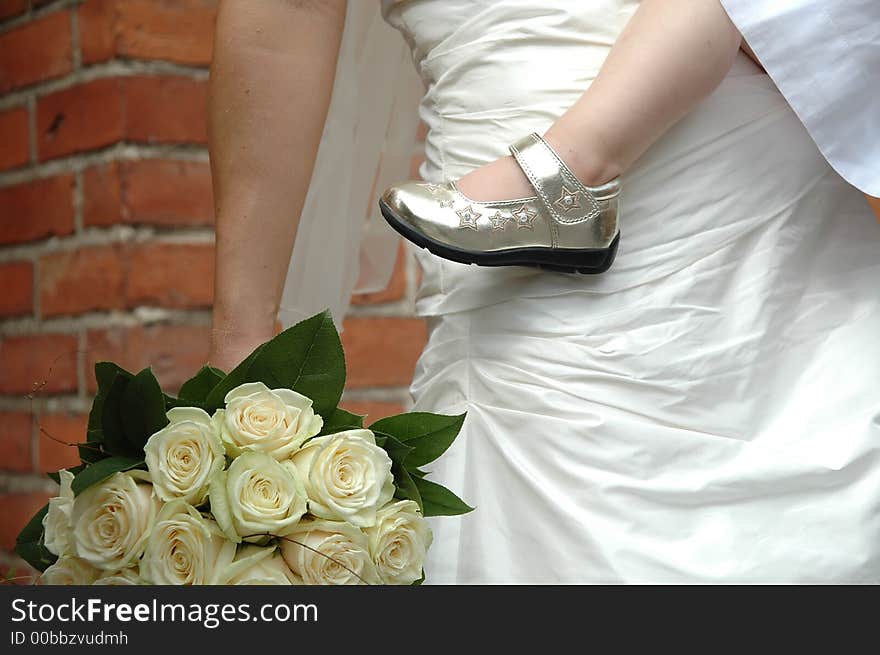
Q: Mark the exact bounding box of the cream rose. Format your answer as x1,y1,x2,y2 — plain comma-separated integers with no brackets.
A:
209,451,308,543
145,406,225,504
365,500,432,584
280,520,379,585
94,567,143,585
42,469,75,557
213,382,323,460
70,470,158,570
41,557,101,585
140,500,236,585
291,429,394,527
220,545,299,585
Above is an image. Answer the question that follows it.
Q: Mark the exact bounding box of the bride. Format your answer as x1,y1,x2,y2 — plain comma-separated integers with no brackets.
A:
206,0,880,583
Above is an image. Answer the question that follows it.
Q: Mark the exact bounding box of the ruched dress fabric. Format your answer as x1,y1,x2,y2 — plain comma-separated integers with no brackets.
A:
381,0,880,583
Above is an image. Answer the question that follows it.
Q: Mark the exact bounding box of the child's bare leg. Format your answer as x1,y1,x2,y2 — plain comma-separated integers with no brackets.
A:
457,0,742,200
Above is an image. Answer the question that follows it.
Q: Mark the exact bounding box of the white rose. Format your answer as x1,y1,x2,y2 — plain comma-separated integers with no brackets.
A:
41,557,101,585
145,406,225,504
140,500,236,585
365,500,432,585
280,520,379,585
220,545,299,585
70,470,159,570
291,429,394,527
42,469,75,557
94,567,143,585
213,381,323,460
209,451,308,543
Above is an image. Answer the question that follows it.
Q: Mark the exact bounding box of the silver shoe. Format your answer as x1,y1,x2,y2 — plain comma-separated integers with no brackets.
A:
379,133,620,274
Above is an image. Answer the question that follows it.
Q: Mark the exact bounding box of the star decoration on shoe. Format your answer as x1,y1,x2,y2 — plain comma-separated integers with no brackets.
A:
488,211,511,231
512,204,538,229
456,205,482,230
553,185,582,213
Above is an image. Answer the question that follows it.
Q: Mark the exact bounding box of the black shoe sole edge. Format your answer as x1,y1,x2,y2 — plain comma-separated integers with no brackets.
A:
379,199,619,275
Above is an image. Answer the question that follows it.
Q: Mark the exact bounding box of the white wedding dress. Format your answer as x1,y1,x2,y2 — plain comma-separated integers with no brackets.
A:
374,0,880,584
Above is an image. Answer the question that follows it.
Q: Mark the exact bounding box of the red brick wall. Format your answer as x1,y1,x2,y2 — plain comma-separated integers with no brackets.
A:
0,0,426,579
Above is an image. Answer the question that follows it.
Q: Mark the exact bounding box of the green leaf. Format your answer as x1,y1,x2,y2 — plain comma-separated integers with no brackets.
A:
85,362,132,463
47,464,85,484
14,503,57,572
318,407,365,435
71,456,144,496
78,428,105,464
413,476,473,517
89,362,132,430
392,462,423,511
120,367,169,452
204,311,345,419
369,412,466,468
178,365,226,402
411,569,425,586
101,373,137,457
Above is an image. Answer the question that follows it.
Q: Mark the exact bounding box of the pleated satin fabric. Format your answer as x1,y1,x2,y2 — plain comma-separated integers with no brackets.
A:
382,0,880,583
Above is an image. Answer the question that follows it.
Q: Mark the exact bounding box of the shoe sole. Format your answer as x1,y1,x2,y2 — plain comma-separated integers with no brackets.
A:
379,199,619,275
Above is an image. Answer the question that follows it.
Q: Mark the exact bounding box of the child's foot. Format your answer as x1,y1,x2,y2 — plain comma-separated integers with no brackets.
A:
379,133,622,275
456,131,620,202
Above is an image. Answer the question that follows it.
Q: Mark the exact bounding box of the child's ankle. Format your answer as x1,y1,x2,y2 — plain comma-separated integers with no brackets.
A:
542,129,623,187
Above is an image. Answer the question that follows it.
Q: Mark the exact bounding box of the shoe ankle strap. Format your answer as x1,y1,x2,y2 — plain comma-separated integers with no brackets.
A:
509,133,615,225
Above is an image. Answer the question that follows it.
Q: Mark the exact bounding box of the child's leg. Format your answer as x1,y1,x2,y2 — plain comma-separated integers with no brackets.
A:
457,0,742,200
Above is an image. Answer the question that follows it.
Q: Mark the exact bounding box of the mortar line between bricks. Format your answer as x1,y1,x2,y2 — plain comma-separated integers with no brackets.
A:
72,169,83,233
0,142,209,187
0,393,87,413
0,224,216,264
29,405,38,472
0,470,61,494
69,3,81,71
0,58,210,110
75,329,86,404
0,307,213,335
25,95,36,163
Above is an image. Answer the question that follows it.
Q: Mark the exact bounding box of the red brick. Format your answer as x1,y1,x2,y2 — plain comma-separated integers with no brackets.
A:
341,318,427,388
351,242,407,305
37,412,87,473
0,261,33,317
126,242,214,309
0,106,29,171
39,245,126,317
80,0,217,66
0,411,33,473
340,401,405,424
0,0,27,21
84,159,213,227
0,492,53,551
36,77,126,161
82,160,122,227
36,76,208,161
0,333,78,395
0,10,72,92
86,324,211,393
126,159,213,225
123,75,208,144
0,175,75,245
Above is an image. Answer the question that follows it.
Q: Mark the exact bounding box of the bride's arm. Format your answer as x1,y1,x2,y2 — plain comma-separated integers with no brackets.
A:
208,0,346,371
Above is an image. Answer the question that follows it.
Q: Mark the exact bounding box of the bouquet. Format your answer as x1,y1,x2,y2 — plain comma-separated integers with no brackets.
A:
16,311,471,585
